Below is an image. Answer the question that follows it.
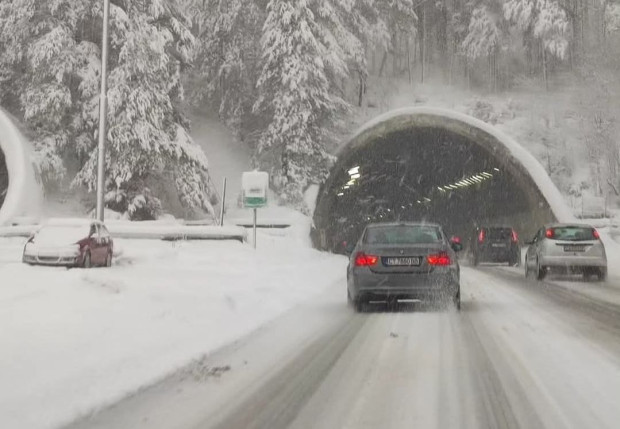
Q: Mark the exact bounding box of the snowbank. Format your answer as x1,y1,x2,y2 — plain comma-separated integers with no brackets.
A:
0,108,43,225
0,230,346,429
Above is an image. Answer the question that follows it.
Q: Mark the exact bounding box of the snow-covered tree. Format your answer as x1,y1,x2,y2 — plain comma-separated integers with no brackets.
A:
0,0,217,219
187,0,263,138
606,3,620,34
462,5,502,60
504,0,570,59
254,0,346,208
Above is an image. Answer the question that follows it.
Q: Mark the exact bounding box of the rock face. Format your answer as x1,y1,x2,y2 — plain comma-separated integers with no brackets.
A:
0,108,43,225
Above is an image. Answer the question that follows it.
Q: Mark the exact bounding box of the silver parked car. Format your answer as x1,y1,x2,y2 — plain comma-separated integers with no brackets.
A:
346,222,463,312
524,223,607,281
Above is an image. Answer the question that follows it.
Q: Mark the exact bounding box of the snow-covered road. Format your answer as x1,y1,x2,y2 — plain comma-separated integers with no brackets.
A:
65,265,620,429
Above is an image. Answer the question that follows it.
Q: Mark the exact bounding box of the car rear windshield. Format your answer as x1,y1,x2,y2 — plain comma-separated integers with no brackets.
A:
549,226,596,241
485,228,512,240
365,225,442,245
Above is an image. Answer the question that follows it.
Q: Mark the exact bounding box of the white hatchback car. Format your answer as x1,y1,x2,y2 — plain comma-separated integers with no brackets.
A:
524,223,607,281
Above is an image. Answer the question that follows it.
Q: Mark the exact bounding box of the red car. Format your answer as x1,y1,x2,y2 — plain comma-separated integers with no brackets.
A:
22,219,114,268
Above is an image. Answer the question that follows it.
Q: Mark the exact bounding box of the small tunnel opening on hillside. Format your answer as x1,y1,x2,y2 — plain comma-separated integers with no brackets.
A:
313,124,555,252
0,147,7,209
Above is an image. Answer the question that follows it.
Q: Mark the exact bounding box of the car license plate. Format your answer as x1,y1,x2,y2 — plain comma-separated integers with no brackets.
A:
384,257,420,266
491,243,506,248
564,245,585,252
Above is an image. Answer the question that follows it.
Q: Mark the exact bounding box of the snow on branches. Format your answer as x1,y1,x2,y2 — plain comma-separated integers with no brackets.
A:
253,0,344,208
504,0,570,59
0,0,216,219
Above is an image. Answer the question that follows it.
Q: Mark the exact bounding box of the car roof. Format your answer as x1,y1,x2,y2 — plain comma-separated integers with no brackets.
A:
366,221,442,228
476,225,513,229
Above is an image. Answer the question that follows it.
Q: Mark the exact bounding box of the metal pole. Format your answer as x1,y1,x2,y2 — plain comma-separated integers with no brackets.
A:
253,208,257,249
96,0,110,222
219,177,227,226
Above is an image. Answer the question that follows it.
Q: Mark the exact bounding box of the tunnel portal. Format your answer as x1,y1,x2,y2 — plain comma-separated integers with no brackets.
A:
312,108,573,252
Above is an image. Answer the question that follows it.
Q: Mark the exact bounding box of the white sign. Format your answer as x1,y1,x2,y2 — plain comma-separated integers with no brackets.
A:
242,171,269,208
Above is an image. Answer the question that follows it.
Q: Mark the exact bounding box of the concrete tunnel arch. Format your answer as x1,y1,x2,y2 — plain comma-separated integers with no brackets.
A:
0,108,43,225
312,107,575,251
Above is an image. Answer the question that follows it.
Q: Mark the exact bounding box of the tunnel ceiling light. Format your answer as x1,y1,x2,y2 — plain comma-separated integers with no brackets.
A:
348,166,360,175
438,187,445,192
481,172,492,177
350,173,361,179
424,197,431,202
346,179,355,186
417,200,422,203
343,185,350,189
337,192,344,197
401,205,405,209
493,167,500,172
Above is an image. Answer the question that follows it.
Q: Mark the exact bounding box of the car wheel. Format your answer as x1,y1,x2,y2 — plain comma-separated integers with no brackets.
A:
454,291,461,311
536,258,546,280
524,259,530,277
353,297,365,313
83,252,92,269
105,252,112,268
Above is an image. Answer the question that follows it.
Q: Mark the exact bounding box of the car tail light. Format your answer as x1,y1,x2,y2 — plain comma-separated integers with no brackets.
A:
478,229,485,243
545,228,554,239
354,252,378,267
427,252,452,266
511,229,518,242
593,229,600,240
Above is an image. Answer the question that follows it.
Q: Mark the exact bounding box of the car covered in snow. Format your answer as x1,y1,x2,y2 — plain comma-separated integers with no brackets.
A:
524,223,607,281
22,219,114,268
346,222,463,311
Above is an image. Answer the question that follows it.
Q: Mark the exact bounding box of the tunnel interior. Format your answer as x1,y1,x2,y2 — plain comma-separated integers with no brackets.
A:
0,147,7,210
313,125,555,252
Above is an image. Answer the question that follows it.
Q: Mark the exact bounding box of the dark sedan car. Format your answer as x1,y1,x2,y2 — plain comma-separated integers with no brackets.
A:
346,222,462,312
22,219,114,268
471,225,520,266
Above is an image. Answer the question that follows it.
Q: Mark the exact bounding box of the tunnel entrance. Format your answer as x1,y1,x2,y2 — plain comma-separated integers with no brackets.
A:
313,109,571,252
0,147,7,210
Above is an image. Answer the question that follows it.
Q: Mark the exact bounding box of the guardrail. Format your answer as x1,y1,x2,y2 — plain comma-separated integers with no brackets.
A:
0,223,247,242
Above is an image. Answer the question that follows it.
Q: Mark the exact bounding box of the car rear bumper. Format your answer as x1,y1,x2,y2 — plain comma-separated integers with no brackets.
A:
540,255,606,268
349,269,459,301
477,246,517,261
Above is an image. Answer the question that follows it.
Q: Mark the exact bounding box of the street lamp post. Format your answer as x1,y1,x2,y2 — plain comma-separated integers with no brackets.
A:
96,0,110,221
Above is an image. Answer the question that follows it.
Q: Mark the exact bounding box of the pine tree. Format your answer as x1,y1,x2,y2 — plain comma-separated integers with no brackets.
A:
187,0,263,139
0,0,217,219
254,0,346,208
504,0,570,59
462,5,502,60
